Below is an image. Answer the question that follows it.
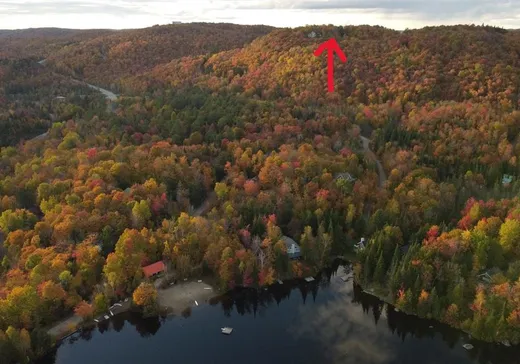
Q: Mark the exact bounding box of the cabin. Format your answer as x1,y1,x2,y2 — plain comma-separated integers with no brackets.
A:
502,174,513,186
142,261,166,279
282,236,301,259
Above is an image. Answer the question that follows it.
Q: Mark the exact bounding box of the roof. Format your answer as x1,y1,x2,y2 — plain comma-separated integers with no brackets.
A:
142,261,165,278
282,236,301,259
282,235,298,248
334,172,356,182
502,174,513,185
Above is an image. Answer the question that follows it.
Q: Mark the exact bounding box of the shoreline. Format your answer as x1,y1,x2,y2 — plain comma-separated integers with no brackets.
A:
357,281,518,347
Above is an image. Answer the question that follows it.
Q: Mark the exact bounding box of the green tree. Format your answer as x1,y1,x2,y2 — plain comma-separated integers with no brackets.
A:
373,252,386,284
499,219,520,257
131,200,151,229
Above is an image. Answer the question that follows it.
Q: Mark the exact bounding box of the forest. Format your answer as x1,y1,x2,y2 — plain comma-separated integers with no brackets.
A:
1,23,520,362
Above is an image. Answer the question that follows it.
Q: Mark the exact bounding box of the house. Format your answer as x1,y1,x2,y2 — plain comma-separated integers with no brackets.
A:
478,272,492,284
282,236,301,259
354,238,366,252
308,31,317,38
334,172,356,182
502,174,513,186
142,261,166,279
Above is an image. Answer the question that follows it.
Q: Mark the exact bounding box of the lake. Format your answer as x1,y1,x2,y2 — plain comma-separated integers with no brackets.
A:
38,262,519,364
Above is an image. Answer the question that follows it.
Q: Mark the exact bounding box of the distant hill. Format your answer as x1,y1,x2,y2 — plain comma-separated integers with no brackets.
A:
45,23,275,90
120,24,520,107
0,28,114,60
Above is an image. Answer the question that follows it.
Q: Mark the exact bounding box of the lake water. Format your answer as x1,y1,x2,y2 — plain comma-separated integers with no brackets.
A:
39,262,519,364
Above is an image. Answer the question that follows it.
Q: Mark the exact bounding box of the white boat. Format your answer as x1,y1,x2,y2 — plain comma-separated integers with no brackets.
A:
462,344,474,350
304,277,315,282
221,327,233,335
195,300,199,306
104,315,110,320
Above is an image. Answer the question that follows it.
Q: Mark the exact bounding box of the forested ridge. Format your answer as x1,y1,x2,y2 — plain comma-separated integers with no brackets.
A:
45,23,274,89
1,23,520,362
0,28,114,60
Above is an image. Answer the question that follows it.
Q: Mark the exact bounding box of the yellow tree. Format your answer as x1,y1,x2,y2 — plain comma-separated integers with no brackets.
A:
132,282,158,316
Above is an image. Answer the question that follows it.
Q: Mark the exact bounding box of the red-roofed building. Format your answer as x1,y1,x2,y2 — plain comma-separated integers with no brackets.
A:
142,261,166,279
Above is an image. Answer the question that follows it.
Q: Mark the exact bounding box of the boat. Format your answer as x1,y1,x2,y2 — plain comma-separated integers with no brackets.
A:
304,277,315,282
104,315,110,320
221,327,233,335
277,279,283,284
195,300,199,306
462,344,474,350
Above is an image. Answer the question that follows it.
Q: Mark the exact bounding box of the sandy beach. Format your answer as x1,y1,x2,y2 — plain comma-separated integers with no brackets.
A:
157,280,218,315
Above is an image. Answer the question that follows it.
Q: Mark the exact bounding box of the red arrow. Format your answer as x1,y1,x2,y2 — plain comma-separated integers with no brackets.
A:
314,38,347,93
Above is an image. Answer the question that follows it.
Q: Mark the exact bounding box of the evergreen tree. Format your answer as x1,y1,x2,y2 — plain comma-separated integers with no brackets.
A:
374,251,386,284
430,287,442,320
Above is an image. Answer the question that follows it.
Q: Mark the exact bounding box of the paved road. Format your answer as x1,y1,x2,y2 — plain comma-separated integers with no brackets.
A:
85,82,118,101
360,135,387,188
193,190,216,216
30,60,119,141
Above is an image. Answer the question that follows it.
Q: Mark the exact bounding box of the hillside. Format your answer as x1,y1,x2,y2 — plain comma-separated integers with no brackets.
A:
45,23,274,89
1,24,520,363
112,24,520,343
123,25,520,105
0,28,114,60
0,59,106,146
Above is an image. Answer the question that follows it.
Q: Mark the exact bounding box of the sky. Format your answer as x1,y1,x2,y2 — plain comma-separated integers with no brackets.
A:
0,0,519,30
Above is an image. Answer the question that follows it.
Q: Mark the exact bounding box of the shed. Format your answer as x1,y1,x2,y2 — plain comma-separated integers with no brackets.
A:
282,236,301,259
142,261,166,279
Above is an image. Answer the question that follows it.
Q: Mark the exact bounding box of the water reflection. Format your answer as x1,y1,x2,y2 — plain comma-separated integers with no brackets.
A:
39,262,519,364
